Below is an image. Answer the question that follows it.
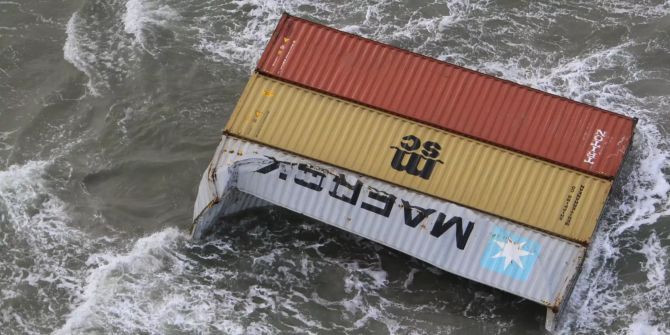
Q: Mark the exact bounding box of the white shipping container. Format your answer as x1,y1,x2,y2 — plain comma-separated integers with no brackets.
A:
193,135,586,330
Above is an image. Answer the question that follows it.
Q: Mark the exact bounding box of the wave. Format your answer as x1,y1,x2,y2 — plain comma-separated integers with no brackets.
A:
55,228,189,334
123,0,179,49
51,0,670,333
64,12,102,96
529,32,670,335
56,213,486,334
63,0,179,96
0,161,91,334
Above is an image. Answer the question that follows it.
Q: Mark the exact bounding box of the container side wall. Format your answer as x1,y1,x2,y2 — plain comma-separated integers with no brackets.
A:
225,74,613,244
195,134,586,309
256,14,636,179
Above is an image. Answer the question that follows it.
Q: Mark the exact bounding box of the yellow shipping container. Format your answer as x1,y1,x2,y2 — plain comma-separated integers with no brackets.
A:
225,74,612,244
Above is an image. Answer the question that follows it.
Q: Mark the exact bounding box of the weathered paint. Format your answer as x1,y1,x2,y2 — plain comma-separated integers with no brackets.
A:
192,134,585,311
225,74,613,244
257,14,636,179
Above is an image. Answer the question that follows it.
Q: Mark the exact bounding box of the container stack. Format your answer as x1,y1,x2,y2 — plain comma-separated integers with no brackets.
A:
193,13,636,330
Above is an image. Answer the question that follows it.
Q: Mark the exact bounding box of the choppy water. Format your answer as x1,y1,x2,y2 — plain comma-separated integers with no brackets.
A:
1,1,669,334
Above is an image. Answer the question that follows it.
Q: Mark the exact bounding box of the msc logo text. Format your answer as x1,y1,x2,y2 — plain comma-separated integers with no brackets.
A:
390,135,443,180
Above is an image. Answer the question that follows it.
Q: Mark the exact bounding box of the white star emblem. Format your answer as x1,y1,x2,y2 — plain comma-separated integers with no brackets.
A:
491,238,533,270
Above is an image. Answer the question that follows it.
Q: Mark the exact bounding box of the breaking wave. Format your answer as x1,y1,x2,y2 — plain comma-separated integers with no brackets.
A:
0,161,90,334
190,0,479,69
21,0,670,333
56,211,533,334
63,0,179,95
123,0,179,48
64,12,103,96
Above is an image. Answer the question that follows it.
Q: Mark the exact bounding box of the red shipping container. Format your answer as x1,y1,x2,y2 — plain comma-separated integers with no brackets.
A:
257,14,637,179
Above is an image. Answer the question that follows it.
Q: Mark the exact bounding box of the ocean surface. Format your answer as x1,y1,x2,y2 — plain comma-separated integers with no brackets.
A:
1,0,669,334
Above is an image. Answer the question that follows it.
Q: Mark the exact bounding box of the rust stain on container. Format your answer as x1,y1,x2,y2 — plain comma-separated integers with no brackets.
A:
225,74,613,244
257,14,636,180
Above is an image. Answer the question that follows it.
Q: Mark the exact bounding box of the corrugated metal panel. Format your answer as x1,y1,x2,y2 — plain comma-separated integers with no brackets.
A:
192,134,586,310
225,74,613,244
257,14,636,179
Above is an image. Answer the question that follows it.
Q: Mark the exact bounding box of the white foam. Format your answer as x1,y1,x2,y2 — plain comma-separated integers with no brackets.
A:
403,268,419,289
343,261,388,294
614,132,670,233
191,0,469,70
0,161,79,244
193,0,341,68
0,160,89,334
64,0,171,95
49,1,670,333
123,0,179,48
64,13,100,96
534,40,670,335
627,311,665,335
424,6,670,330
55,228,281,334
55,228,186,334
445,0,472,28
641,233,667,286
252,248,281,266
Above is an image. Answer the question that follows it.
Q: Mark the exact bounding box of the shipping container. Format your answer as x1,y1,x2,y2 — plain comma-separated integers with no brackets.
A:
257,14,636,179
225,74,613,244
192,134,585,329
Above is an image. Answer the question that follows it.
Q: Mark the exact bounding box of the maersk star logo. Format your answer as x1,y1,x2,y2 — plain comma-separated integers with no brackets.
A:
492,239,532,269
480,227,541,281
